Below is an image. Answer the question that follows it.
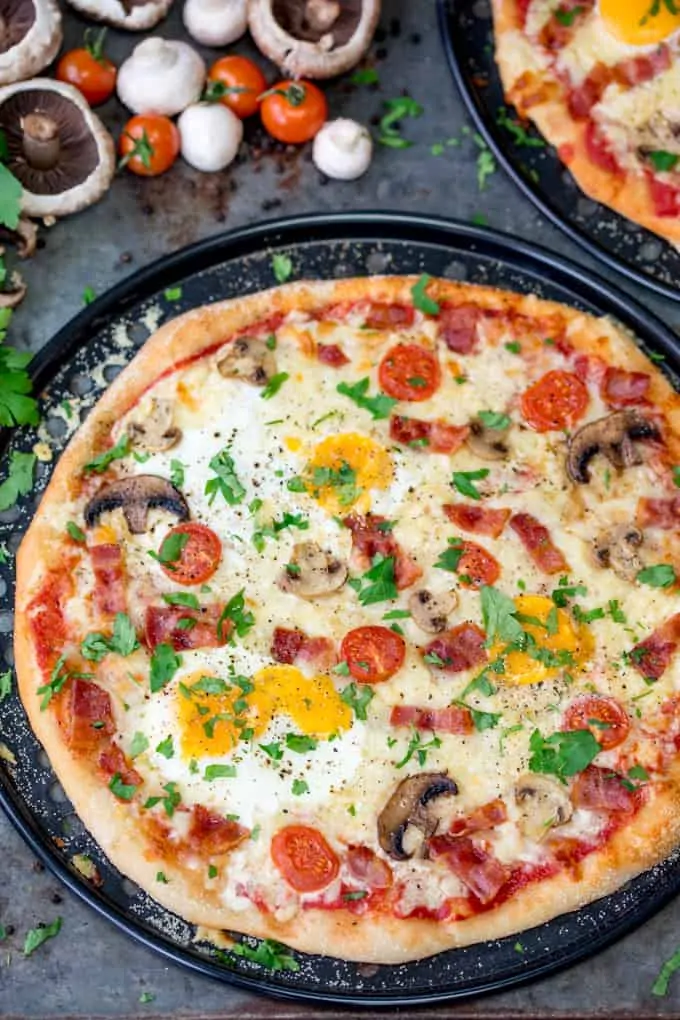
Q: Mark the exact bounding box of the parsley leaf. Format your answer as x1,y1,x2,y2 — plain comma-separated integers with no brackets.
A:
0,669,10,703
637,564,676,589
149,643,181,693
37,655,93,710
66,521,86,543
451,468,489,500
351,67,379,85
496,106,545,148
162,592,200,610
261,372,289,400
205,447,246,506
292,778,309,795
169,459,185,488
155,735,174,758
395,729,442,768
378,95,423,147
204,764,237,780
340,682,375,721
271,253,293,284
0,451,35,511
478,410,511,430
217,588,255,642
259,741,283,760
0,163,22,230
0,331,39,427
150,530,189,568
528,728,600,782
164,285,182,301
353,554,398,606
108,772,138,800
434,537,464,573
410,274,440,315
336,378,397,420
286,733,318,753
23,917,62,957
309,461,361,506
480,585,523,645
648,150,679,173
554,5,584,26
652,946,680,997
83,435,130,474
130,731,149,758
225,938,300,972
81,613,139,662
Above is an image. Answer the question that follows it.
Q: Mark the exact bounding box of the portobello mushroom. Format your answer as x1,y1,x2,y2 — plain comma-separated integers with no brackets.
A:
377,772,458,861
0,0,62,85
278,541,347,599
126,398,181,453
567,410,660,485
515,774,572,841
466,414,510,461
84,475,189,534
408,588,457,634
217,336,277,387
64,0,173,31
593,523,644,581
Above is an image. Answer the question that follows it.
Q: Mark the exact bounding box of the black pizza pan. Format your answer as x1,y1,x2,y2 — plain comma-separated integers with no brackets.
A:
2,212,680,1007
437,0,680,303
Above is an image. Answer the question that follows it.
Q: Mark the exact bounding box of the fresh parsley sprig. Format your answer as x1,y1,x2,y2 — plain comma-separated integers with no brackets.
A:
336,378,397,420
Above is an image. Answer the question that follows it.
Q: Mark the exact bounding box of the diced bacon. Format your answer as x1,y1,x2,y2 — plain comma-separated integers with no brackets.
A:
422,623,488,673
436,303,481,354
509,513,568,574
568,64,612,119
364,302,415,331
449,799,508,837
539,1,592,50
394,552,423,589
317,343,349,367
271,627,337,671
584,121,620,173
346,846,393,890
444,503,510,538
571,765,639,814
187,804,249,855
548,836,595,867
631,614,680,680
90,544,126,616
428,422,470,454
619,44,671,86
145,604,228,651
648,173,680,218
390,704,474,734
389,415,469,454
573,352,608,388
601,367,650,409
56,678,113,752
99,742,142,788
271,627,305,664
429,835,509,904
27,571,74,671
637,497,680,530
344,513,422,591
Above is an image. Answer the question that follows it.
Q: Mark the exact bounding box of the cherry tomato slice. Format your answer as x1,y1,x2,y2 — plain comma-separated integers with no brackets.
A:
563,695,630,750
378,343,441,402
207,55,267,119
340,625,406,683
56,48,117,106
520,370,588,433
271,825,340,893
119,114,180,177
457,540,501,589
159,523,222,586
260,80,328,144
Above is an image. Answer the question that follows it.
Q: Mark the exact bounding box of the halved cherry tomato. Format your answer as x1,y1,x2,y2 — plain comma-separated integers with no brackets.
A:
378,343,441,401
159,523,222,586
340,625,405,683
457,540,501,589
206,55,267,120
563,695,630,750
118,114,180,177
260,80,328,144
520,370,588,432
56,29,117,107
271,825,339,893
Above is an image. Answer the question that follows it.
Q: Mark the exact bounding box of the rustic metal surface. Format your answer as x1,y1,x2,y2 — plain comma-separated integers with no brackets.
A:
3,0,680,1017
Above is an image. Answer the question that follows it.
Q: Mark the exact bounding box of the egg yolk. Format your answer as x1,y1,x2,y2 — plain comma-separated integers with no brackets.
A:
492,595,593,686
250,665,352,738
178,671,249,759
599,0,680,46
306,432,393,512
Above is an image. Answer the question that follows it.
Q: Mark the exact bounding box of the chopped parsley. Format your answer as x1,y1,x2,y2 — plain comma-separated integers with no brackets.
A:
204,764,237,780
434,537,464,573
377,95,423,148
340,682,375,721
308,461,361,506
224,937,299,972
271,253,293,284
637,564,676,589
292,778,309,795
478,410,511,430
81,613,139,663
451,468,489,500
169,459,185,488
164,285,182,301
155,735,174,758
648,150,679,173
83,434,130,474
652,945,680,997
149,643,181,693
286,733,318,753
66,521,86,543
410,273,440,315
261,372,289,400
143,781,181,817
23,918,62,957
205,446,246,506
162,592,200,610
81,286,96,306
554,5,584,26
353,554,398,606
480,585,523,645
395,729,442,768
351,67,379,85
149,530,189,568
496,106,545,148
528,728,600,782
108,772,138,800
217,588,255,642
259,741,283,760
336,377,397,420
0,669,11,703
130,731,149,758
37,655,94,711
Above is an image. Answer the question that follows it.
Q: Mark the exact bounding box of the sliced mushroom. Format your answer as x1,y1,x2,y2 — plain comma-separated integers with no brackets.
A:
567,410,660,485
466,414,510,461
0,0,62,85
593,523,644,581
515,774,573,841
0,268,26,307
0,79,115,219
64,0,173,30
278,541,347,599
217,336,277,387
84,475,189,535
249,0,381,79
378,772,458,861
126,398,181,453
408,588,457,634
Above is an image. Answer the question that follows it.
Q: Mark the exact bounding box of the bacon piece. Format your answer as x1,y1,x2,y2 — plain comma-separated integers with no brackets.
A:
619,44,671,86
648,174,680,218
444,503,510,539
344,513,422,591
346,845,393,890
317,343,349,367
187,804,249,854
571,765,639,814
90,544,126,616
390,704,474,734
389,415,469,454
422,623,488,674
429,835,509,904
631,614,680,680
429,422,470,454
601,367,650,409
509,513,569,574
364,302,415,330
99,742,142,788
568,64,613,118
449,799,508,837
145,604,229,651
296,635,337,672
548,836,594,867
637,497,680,530
539,1,592,50
270,627,337,671
271,627,305,664
27,572,73,671
584,121,620,173
56,678,113,752
436,303,482,354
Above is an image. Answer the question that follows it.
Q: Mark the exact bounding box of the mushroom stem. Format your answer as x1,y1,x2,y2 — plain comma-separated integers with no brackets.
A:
21,113,60,171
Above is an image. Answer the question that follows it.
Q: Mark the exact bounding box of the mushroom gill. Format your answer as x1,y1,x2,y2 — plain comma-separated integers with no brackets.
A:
0,0,62,85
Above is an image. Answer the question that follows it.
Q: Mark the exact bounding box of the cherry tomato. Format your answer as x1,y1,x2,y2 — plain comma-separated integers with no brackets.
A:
563,695,630,750
378,343,441,401
521,370,588,433
206,55,267,119
271,825,340,893
56,29,117,107
457,540,501,589
340,625,406,683
260,80,328,144
346,846,393,890
119,114,180,177
159,523,222,586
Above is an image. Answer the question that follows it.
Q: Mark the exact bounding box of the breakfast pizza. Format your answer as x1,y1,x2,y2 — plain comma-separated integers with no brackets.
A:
14,274,680,965
492,0,680,246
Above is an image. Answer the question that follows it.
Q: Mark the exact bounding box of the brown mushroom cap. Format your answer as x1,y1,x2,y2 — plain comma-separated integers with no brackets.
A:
567,410,660,484
84,475,190,534
64,0,173,31
217,336,278,387
377,772,458,861
466,414,510,461
249,0,381,79
0,79,115,218
278,541,348,598
0,0,62,86
593,523,644,581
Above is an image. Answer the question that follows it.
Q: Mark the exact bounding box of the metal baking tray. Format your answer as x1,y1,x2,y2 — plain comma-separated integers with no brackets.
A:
437,0,680,303
2,212,680,1006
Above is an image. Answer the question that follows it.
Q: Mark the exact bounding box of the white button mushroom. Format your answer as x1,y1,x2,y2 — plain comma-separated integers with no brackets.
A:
312,118,372,180
117,38,206,117
182,0,248,47
177,102,243,172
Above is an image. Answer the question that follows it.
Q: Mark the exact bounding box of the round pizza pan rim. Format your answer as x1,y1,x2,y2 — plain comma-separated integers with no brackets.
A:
435,0,680,305
2,210,680,1007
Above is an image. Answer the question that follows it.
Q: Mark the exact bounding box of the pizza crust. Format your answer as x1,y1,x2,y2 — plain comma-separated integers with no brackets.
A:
14,276,680,964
